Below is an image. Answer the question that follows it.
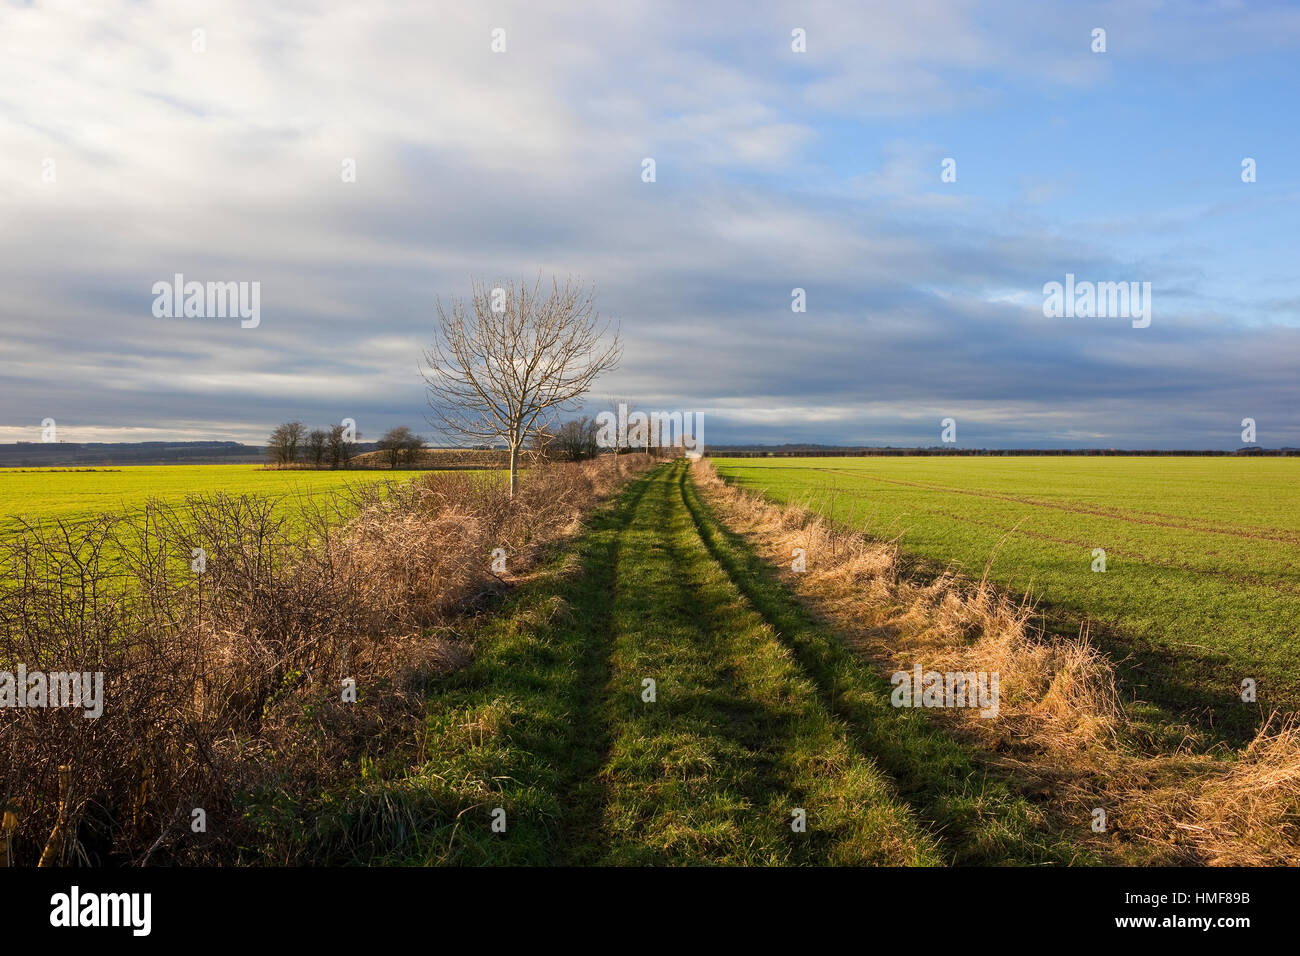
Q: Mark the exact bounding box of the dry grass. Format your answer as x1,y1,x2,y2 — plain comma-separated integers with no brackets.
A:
0,453,654,866
693,457,1300,866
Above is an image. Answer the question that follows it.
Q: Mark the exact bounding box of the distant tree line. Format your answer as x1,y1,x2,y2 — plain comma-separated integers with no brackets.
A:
535,411,673,462
265,422,428,469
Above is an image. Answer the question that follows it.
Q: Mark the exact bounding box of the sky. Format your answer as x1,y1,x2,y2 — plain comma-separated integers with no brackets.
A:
1,0,1298,449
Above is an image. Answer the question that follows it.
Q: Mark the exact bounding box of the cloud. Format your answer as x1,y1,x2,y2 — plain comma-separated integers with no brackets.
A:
0,0,1297,447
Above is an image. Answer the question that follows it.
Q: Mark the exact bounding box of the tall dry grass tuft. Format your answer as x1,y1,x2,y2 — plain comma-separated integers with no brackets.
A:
1187,715,1300,865
0,453,653,866
693,457,1300,864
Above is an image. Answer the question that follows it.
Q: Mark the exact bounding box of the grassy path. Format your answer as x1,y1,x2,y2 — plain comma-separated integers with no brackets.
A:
594,461,938,864
309,461,1091,865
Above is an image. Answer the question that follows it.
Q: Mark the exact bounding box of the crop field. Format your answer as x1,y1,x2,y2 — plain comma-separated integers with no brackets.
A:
0,465,430,535
712,456,1300,727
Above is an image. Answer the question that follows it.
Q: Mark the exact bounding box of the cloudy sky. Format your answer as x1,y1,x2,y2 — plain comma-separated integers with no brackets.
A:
2,0,1298,448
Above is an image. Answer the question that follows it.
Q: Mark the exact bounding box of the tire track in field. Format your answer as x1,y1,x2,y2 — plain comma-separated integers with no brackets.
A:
553,472,653,865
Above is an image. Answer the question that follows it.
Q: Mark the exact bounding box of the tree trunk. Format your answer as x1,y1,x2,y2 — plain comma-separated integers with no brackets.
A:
508,442,519,498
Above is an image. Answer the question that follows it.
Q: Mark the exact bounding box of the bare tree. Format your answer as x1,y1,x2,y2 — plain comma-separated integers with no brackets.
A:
325,427,344,469
378,426,425,469
305,429,329,468
266,422,305,466
422,276,621,496
400,429,426,466
551,416,601,462
325,424,360,469
605,395,637,456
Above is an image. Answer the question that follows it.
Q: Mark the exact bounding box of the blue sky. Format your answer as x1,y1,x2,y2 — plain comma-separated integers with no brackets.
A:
1,0,1298,448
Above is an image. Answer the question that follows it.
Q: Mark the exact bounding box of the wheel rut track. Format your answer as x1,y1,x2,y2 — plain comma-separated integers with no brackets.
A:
552,471,655,865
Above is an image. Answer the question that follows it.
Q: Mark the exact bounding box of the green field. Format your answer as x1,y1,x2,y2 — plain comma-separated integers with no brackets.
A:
0,465,427,535
712,456,1300,730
